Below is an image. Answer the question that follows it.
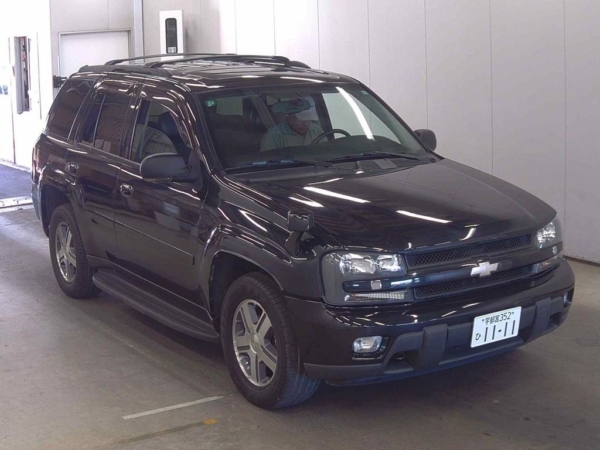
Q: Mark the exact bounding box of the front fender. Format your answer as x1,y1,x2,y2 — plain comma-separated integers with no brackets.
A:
198,223,324,312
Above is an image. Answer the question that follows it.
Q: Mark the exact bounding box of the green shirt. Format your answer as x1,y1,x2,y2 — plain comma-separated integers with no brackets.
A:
260,122,324,152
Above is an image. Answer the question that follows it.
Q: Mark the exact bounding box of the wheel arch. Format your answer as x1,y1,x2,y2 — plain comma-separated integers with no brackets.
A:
40,182,72,237
200,223,292,332
208,250,285,333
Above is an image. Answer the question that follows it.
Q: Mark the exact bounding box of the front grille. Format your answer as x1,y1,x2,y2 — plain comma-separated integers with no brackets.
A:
414,265,533,299
405,234,532,268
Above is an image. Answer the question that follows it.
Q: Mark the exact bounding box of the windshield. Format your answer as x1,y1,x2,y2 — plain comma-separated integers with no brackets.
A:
198,84,429,170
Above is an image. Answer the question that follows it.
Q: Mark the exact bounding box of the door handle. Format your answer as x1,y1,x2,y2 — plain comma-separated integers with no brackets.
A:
119,184,134,198
65,162,79,175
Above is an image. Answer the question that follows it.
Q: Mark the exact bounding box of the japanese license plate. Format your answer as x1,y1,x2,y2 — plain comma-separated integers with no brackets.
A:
471,307,522,348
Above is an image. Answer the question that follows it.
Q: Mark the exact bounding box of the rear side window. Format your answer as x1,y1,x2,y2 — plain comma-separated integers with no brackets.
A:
80,92,131,155
46,79,94,140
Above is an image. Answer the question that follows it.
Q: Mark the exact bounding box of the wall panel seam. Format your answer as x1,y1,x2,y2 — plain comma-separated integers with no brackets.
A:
366,0,371,86
562,0,568,238
423,0,429,128
488,0,494,174
272,0,276,54
316,0,320,69
233,0,238,53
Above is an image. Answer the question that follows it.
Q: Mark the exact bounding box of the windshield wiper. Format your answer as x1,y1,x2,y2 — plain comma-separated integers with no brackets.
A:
229,158,342,170
327,151,421,163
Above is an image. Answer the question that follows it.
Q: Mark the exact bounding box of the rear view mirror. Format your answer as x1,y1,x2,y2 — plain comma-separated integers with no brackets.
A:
140,153,198,182
415,129,437,151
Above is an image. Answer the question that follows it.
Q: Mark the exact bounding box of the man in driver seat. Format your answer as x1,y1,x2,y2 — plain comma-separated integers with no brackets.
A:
260,97,324,152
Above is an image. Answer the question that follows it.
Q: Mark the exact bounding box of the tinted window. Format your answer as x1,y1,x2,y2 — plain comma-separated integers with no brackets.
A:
199,85,426,170
94,94,131,155
80,93,103,145
46,79,93,139
80,92,130,155
131,100,189,163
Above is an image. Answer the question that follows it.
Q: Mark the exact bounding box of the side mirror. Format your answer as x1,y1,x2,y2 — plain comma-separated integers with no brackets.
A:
287,211,314,232
285,210,314,256
140,153,199,183
415,129,437,151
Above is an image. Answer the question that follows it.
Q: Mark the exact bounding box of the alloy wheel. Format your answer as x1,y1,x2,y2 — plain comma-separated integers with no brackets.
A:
232,299,278,386
55,222,77,282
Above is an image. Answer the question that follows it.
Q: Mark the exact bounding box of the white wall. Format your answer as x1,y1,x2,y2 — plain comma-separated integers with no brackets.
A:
426,0,493,173
564,0,600,262
51,0,135,76
143,0,234,55
368,0,427,129
490,0,566,225
139,0,600,263
0,0,53,168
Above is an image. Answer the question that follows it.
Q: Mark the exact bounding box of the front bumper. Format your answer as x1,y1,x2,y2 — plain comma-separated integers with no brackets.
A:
285,260,574,384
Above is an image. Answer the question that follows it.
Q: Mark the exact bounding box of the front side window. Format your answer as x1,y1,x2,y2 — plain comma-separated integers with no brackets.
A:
130,100,190,163
79,92,131,155
199,84,428,171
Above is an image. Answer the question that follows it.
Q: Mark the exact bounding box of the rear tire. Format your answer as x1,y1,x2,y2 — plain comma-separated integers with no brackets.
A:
49,204,99,299
221,272,320,409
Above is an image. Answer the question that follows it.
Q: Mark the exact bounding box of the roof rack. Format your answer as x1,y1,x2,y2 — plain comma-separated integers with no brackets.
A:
78,64,172,77
105,53,231,65
146,54,311,69
77,53,311,78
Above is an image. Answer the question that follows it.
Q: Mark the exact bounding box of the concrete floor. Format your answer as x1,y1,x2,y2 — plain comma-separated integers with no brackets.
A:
0,164,30,199
1,207,599,450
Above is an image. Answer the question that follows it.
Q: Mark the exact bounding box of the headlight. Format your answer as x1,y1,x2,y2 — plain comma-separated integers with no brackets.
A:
322,252,409,306
536,217,562,248
339,253,405,275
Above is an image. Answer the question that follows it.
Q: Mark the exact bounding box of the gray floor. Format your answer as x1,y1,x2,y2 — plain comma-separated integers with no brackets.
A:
1,208,599,450
0,164,31,199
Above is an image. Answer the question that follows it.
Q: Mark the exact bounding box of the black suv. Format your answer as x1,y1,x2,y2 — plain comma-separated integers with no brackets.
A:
32,54,575,409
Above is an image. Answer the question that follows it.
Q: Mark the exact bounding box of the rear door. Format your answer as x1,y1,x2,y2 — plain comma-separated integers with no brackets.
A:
114,84,206,306
67,79,137,261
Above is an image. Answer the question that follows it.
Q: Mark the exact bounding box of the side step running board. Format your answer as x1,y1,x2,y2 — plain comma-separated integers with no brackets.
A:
93,270,219,342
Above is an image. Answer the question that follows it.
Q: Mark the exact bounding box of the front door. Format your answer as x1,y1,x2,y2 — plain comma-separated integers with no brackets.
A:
114,85,206,308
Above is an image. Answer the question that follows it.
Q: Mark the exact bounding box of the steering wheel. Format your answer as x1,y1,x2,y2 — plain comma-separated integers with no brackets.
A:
310,128,351,145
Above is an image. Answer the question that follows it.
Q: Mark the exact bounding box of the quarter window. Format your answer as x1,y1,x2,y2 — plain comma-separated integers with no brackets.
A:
46,79,94,140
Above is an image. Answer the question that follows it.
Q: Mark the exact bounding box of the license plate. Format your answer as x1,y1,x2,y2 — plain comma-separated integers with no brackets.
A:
471,307,522,348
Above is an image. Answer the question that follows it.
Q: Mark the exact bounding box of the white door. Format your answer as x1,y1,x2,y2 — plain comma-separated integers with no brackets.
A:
0,37,15,163
59,30,130,77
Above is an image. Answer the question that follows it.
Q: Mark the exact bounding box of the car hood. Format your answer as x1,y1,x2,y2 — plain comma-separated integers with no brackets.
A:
233,159,556,251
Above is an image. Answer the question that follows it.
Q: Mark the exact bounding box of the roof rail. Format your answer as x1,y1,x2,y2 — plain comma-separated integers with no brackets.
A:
105,53,230,65
78,64,172,77
146,54,311,69
77,54,311,78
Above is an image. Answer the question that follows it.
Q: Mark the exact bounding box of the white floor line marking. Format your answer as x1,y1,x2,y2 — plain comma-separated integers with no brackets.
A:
122,396,223,420
0,204,34,214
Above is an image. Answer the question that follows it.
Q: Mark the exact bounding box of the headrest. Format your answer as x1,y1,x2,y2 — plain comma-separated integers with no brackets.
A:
158,112,180,139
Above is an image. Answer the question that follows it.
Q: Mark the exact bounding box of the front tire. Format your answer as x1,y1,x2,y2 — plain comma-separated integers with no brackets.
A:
49,204,99,299
221,273,320,409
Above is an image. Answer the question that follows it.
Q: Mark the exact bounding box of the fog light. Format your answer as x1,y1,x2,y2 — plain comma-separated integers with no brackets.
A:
344,290,408,303
353,336,383,354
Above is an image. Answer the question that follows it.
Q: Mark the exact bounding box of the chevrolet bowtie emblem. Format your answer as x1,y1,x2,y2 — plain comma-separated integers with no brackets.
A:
470,261,499,277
